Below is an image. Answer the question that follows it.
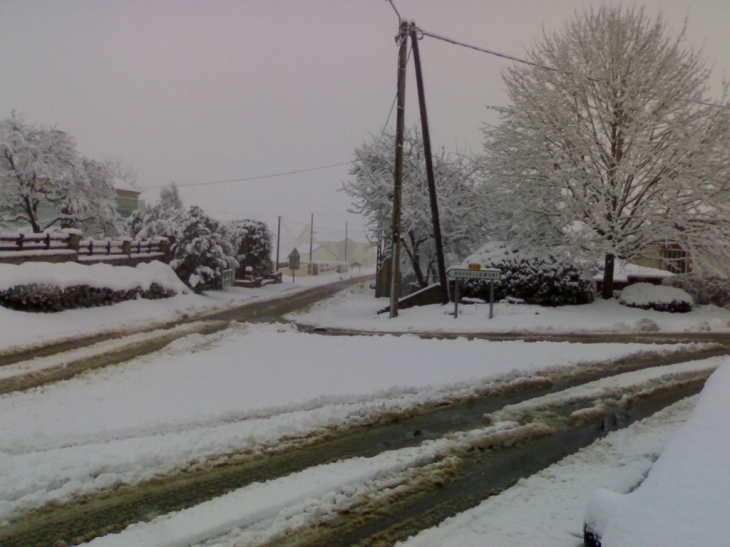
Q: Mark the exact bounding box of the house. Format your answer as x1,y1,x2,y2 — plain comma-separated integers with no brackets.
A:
631,243,690,274
114,187,145,218
294,227,376,267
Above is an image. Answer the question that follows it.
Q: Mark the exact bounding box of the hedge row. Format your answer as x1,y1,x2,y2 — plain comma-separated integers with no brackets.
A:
0,283,176,313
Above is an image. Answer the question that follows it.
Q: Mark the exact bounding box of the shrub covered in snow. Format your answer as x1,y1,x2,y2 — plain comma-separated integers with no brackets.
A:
130,204,239,291
224,219,273,278
661,274,730,308
460,241,594,306
0,283,175,312
168,206,238,292
618,282,694,313
0,261,183,312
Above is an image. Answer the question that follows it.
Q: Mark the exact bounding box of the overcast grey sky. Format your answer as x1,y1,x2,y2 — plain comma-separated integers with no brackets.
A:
2,1,728,244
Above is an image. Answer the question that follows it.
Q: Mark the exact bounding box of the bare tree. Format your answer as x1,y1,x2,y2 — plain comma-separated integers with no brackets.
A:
484,6,730,297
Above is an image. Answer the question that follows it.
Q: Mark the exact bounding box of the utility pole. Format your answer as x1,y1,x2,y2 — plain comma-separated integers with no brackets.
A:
390,20,410,318
275,216,281,271
410,25,449,304
344,221,348,263
309,213,314,263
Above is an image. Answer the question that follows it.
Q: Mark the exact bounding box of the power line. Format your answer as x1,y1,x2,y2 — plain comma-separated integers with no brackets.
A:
281,216,369,234
418,28,563,74
141,161,352,191
418,27,728,109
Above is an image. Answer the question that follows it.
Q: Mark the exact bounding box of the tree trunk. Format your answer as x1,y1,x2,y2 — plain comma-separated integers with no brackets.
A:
601,253,615,300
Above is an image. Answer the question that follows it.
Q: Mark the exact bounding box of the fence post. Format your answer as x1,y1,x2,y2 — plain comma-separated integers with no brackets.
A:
67,233,80,251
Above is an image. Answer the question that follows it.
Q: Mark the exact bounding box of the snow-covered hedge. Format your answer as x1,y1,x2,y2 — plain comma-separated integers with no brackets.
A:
618,283,694,313
662,274,730,309
460,242,594,307
0,261,185,312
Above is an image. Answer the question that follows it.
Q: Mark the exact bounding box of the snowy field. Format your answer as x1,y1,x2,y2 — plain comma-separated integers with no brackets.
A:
0,262,729,546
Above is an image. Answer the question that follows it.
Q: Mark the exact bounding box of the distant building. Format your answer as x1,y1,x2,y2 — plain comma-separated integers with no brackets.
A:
115,188,145,218
295,227,375,267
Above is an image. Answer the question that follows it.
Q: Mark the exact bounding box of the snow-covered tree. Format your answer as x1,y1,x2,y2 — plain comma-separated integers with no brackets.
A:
129,202,237,291
0,112,122,235
159,182,183,210
127,182,183,243
169,206,237,291
60,157,123,236
344,127,488,287
103,156,139,188
224,219,272,278
483,6,730,298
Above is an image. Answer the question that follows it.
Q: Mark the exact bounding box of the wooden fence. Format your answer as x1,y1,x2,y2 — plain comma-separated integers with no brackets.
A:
0,231,169,266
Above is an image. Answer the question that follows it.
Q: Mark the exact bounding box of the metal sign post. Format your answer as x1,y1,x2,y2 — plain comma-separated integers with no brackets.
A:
446,265,501,319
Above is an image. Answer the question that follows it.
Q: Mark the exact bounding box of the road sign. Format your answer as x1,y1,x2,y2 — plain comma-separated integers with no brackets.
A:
447,267,501,319
447,267,501,281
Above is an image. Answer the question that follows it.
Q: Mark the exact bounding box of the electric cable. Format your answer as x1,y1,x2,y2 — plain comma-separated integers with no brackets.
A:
141,162,352,190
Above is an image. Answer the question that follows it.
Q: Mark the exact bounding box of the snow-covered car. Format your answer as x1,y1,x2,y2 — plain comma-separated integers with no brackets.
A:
583,361,730,546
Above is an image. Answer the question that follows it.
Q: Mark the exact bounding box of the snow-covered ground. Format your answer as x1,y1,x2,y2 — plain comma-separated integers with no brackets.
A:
0,262,374,354
288,280,730,334
1,262,729,546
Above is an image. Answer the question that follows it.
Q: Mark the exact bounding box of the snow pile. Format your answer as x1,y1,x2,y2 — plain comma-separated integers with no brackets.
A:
618,282,694,313
585,362,730,546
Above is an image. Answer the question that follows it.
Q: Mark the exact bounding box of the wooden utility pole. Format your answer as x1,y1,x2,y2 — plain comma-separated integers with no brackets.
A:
410,26,448,304
309,213,314,263
390,20,410,318
275,215,281,271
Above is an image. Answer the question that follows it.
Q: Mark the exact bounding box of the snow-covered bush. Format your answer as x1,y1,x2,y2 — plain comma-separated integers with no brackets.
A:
129,204,238,292
618,283,693,313
661,274,730,308
460,241,594,307
0,283,175,312
0,261,184,312
224,219,273,278
168,206,237,292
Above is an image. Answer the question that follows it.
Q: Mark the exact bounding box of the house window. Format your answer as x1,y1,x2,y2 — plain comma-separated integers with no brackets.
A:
661,247,689,274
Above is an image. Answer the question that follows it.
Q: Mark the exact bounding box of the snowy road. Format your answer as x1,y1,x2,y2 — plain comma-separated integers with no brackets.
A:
0,323,722,546
1,275,729,546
